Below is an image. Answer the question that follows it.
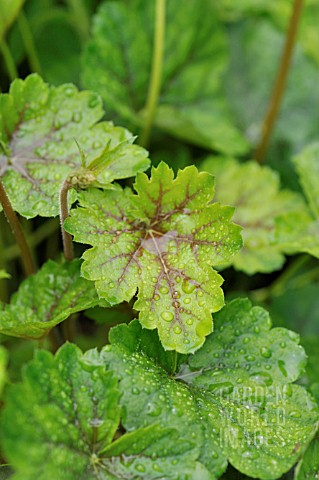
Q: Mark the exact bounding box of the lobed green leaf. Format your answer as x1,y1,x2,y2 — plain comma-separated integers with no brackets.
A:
104,298,318,479
1,343,209,480
65,162,242,353
201,156,304,274
0,74,149,217
0,259,106,339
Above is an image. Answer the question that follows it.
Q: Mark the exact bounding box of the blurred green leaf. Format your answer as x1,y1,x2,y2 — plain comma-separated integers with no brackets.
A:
225,18,319,156
82,0,249,155
201,156,304,274
276,143,319,258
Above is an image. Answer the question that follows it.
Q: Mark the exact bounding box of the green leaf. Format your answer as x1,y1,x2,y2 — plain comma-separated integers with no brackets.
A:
276,143,319,259
294,143,319,218
225,18,319,158
186,298,307,389
0,0,24,41
82,0,249,155
104,298,318,480
201,156,304,274
294,433,319,480
65,162,242,353
1,343,207,479
0,259,106,339
0,74,149,218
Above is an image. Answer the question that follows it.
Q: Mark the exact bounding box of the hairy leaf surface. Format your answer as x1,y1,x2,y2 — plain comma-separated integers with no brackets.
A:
65,162,242,353
0,259,106,339
82,0,248,155
103,298,318,479
201,157,304,274
1,343,209,480
0,74,149,217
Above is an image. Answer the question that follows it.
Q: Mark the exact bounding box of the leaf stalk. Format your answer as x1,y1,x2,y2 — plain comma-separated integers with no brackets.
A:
254,0,304,163
17,11,43,75
0,178,35,276
140,0,166,148
0,40,18,81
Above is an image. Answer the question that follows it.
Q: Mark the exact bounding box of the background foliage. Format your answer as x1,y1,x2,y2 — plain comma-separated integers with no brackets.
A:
0,0,319,479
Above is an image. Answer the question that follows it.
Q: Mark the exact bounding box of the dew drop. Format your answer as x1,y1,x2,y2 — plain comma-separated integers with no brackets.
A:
135,464,146,473
161,311,174,322
88,95,100,108
182,280,195,294
159,286,169,294
64,85,76,97
260,347,272,358
173,325,182,334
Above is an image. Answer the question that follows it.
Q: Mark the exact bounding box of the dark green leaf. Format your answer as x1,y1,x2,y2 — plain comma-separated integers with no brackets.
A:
1,343,208,479
0,259,106,339
82,0,249,155
103,298,318,479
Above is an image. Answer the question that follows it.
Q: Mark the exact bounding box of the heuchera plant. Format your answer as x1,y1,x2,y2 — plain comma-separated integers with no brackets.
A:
0,1,319,479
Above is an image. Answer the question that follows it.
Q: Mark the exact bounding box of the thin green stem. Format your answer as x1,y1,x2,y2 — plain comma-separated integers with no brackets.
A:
65,0,90,43
0,178,35,277
0,40,18,81
59,179,74,261
254,0,304,164
17,11,42,75
140,0,166,148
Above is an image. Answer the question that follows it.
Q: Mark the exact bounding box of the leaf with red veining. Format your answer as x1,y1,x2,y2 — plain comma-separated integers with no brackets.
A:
0,74,149,217
65,162,242,353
